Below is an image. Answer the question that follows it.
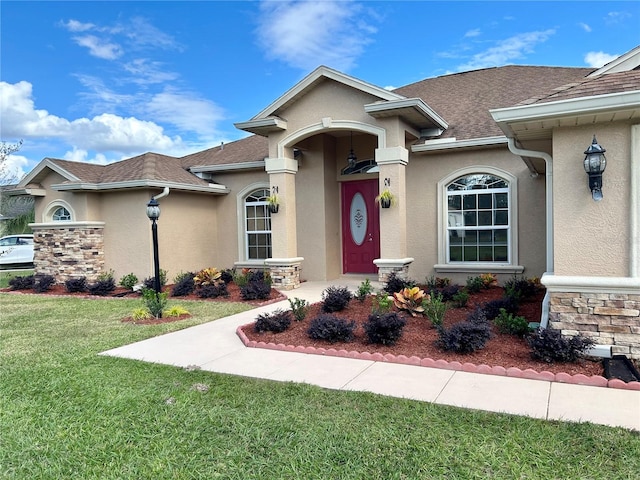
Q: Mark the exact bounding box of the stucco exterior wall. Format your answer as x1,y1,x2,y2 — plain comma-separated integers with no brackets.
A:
553,124,632,277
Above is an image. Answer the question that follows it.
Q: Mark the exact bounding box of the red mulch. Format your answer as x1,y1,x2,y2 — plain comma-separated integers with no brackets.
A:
241,287,606,377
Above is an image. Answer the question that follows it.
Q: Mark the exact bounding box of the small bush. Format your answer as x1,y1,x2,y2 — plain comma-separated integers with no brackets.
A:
142,288,168,318
494,308,532,336
173,271,193,284
254,309,292,333
171,274,195,297
194,267,223,287
321,286,352,313
393,286,428,317
504,276,540,303
143,269,167,290
527,329,594,363
240,280,271,301
426,276,451,289
307,315,356,343
33,275,55,293
483,297,519,321
466,306,488,325
164,305,190,318
288,297,309,321
119,273,139,290
9,275,35,290
371,291,393,314
384,272,415,294
479,273,498,288
131,308,152,321
451,290,469,308
197,283,228,299
364,312,406,345
65,277,87,293
422,293,447,328
437,321,492,353
232,268,251,287
220,269,233,284
465,276,484,294
355,279,374,302
248,269,272,286
87,277,116,296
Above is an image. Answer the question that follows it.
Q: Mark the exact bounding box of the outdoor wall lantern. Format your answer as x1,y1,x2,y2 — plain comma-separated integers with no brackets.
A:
583,135,607,201
347,131,357,169
146,196,162,311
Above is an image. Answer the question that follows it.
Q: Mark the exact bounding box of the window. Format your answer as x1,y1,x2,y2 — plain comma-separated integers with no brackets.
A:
52,206,72,221
446,173,509,263
244,188,272,260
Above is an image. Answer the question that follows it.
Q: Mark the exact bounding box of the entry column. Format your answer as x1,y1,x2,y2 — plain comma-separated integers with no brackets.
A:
264,157,303,289
373,146,414,282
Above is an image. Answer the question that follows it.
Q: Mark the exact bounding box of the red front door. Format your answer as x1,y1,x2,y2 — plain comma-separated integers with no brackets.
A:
342,179,380,274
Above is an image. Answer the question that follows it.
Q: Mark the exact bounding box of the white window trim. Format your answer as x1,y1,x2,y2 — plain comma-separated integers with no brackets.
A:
43,200,75,223
236,182,272,265
435,166,523,274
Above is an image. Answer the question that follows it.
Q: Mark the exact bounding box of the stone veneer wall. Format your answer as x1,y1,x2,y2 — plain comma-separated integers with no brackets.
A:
549,292,640,359
32,223,105,283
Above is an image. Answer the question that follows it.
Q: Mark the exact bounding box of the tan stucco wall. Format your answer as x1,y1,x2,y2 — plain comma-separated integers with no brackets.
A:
553,123,632,277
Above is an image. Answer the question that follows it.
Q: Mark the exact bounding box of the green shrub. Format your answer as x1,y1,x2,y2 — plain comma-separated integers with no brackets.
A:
527,329,594,363
119,273,139,290
142,288,168,318
355,279,374,302
371,291,393,314
422,293,447,328
254,309,292,333
321,286,352,313
143,269,167,289
288,297,309,321
465,276,484,294
494,308,532,336
164,305,190,318
364,312,406,345
425,276,451,289
504,276,540,303
452,290,469,308
131,308,152,321
307,315,356,343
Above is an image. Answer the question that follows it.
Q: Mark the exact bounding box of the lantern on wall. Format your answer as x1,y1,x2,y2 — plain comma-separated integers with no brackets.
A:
583,135,607,201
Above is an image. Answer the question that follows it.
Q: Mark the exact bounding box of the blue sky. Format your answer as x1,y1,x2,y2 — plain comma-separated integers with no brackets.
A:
1,1,639,180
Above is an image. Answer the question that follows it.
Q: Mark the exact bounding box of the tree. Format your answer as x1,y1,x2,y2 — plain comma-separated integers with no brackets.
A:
0,140,34,236
0,140,23,186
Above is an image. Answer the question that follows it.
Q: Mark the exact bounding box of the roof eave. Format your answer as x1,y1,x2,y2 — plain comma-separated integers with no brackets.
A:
234,117,288,136
17,158,82,188
412,136,508,154
365,98,449,133
51,180,230,195
190,160,266,173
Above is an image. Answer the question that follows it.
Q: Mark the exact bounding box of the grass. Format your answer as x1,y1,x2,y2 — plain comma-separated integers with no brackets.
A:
1,293,640,479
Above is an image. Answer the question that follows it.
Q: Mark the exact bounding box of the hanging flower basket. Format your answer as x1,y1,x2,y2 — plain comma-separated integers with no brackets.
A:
375,189,396,209
267,194,279,214
268,203,279,214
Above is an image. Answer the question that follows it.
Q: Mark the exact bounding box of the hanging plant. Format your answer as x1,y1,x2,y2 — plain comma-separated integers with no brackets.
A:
375,188,396,208
267,194,279,213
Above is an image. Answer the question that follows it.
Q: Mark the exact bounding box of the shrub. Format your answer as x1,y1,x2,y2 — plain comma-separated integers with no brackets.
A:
232,268,251,287
494,308,532,336
465,276,484,294
483,297,519,320
194,267,224,287
142,288,168,318
131,308,152,321
527,329,594,363
119,273,139,290
171,274,195,297
504,276,540,303
9,275,35,290
479,273,498,288
437,321,492,353
371,291,393,314
241,280,271,301
254,309,292,333
33,275,55,293
164,305,190,318
452,290,469,308
426,276,451,289
220,269,233,284
65,277,87,293
466,306,488,325
288,297,309,321
197,283,228,299
307,314,356,343
364,312,406,345
422,293,447,328
355,279,374,302
321,286,352,313
393,287,428,317
248,269,272,286
173,271,193,284
384,272,415,294
143,269,167,290
87,277,116,296
429,284,461,303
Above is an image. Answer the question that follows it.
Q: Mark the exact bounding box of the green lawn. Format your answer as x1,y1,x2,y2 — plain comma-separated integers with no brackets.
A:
1,293,639,479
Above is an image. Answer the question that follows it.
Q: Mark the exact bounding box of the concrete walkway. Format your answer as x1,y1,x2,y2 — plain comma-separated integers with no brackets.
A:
101,277,640,431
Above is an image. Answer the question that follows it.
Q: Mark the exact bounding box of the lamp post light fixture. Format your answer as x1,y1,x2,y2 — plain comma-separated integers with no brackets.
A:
347,131,357,169
146,197,162,309
583,135,607,201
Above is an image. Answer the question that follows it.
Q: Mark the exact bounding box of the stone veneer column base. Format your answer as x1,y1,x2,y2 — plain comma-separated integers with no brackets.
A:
30,222,106,284
373,258,414,284
543,275,640,360
264,257,304,290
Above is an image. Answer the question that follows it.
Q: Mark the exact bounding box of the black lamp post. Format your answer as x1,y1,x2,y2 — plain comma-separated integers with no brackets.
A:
146,197,161,306
583,135,607,201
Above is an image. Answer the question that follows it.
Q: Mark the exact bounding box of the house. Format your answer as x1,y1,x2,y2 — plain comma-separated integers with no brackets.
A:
9,46,640,358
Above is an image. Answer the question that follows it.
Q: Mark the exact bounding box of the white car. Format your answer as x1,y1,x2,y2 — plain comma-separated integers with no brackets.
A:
0,234,34,266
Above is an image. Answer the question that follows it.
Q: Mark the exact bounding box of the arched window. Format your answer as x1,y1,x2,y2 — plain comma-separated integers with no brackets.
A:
244,188,272,260
446,173,510,263
52,206,72,221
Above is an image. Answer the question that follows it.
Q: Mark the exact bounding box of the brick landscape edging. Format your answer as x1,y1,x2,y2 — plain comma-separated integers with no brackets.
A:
236,324,640,391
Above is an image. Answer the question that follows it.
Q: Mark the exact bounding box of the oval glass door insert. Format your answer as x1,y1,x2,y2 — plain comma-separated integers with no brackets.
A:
350,192,367,245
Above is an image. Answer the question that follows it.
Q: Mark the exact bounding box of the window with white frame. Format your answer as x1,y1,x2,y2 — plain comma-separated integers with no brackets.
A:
244,188,272,260
52,206,72,221
446,173,510,263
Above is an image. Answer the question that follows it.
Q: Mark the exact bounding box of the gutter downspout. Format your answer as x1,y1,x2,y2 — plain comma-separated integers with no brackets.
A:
505,138,553,328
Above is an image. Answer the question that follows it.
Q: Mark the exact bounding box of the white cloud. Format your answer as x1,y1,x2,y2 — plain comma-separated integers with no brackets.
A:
584,51,619,68
2,154,29,182
60,19,95,32
256,0,377,72
605,11,632,24
464,29,481,38
579,22,592,33
456,29,555,71
72,34,122,60
122,59,180,85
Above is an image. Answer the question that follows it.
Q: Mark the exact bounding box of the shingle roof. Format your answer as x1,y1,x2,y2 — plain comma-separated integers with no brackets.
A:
393,65,594,140
180,134,268,168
